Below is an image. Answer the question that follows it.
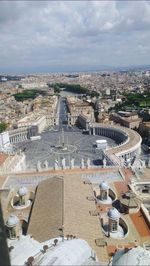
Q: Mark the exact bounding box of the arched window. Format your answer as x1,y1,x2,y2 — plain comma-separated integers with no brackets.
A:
111,220,118,232
102,191,107,200
19,196,25,205
9,227,16,239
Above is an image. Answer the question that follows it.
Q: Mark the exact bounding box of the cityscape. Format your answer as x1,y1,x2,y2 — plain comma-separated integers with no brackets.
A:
0,1,150,266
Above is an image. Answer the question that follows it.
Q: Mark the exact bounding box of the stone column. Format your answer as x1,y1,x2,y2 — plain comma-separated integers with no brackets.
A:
93,127,95,135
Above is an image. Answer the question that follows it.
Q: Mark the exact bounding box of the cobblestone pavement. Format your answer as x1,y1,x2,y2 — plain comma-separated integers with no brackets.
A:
14,127,116,170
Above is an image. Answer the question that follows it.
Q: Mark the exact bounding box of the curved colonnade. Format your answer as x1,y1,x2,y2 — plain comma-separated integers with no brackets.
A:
9,128,29,144
90,123,142,166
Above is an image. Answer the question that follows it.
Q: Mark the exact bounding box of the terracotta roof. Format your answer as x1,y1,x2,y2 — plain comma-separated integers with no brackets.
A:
0,153,9,166
114,181,129,196
130,210,150,237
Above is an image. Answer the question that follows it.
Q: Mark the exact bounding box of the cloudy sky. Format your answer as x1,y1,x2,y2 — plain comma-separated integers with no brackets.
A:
0,1,150,73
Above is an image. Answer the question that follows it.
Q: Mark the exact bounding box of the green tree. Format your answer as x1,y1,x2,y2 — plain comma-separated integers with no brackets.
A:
13,90,38,101
0,122,7,133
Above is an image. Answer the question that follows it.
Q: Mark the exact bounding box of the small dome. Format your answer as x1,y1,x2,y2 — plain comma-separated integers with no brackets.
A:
6,214,19,227
99,181,109,190
112,246,150,266
18,186,28,196
107,208,121,220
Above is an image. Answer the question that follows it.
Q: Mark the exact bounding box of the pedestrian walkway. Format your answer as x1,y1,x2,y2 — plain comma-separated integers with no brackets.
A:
3,167,122,188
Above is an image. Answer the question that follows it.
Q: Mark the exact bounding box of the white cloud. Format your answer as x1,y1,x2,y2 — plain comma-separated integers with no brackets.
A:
0,1,150,72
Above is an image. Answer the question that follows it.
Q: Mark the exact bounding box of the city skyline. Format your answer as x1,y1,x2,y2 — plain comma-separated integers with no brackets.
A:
0,1,150,73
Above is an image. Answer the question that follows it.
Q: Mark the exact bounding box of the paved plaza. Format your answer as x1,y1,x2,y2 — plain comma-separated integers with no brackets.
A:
13,97,117,170
81,170,124,184
14,126,117,170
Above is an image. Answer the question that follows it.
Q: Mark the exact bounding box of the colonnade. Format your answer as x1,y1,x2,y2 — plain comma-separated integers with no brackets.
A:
91,126,127,144
9,131,29,144
90,124,141,167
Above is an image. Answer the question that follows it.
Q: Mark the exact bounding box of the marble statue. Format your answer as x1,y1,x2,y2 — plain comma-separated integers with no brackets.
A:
70,158,75,169
62,158,66,169
87,158,91,169
44,160,48,170
54,159,59,170
148,159,150,168
81,158,84,169
37,161,41,172
103,158,107,168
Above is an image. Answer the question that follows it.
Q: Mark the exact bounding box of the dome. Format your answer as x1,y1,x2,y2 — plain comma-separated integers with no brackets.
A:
99,181,109,190
6,214,19,227
107,208,121,220
40,239,95,266
18,186,28,196
112,246,150,266
9,237,99,266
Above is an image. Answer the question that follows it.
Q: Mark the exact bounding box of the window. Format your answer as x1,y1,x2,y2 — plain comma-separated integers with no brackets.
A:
102,191,107,200
142,189,149,194
111,220,118,232
20,196,25,205
10,227,16,238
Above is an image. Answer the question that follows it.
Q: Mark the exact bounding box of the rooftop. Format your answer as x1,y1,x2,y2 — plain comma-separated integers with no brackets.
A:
0,153,9,166
27,177,63,242
8,236,100,266
111,246,150,266
27,174,108,262
63,175,108,262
